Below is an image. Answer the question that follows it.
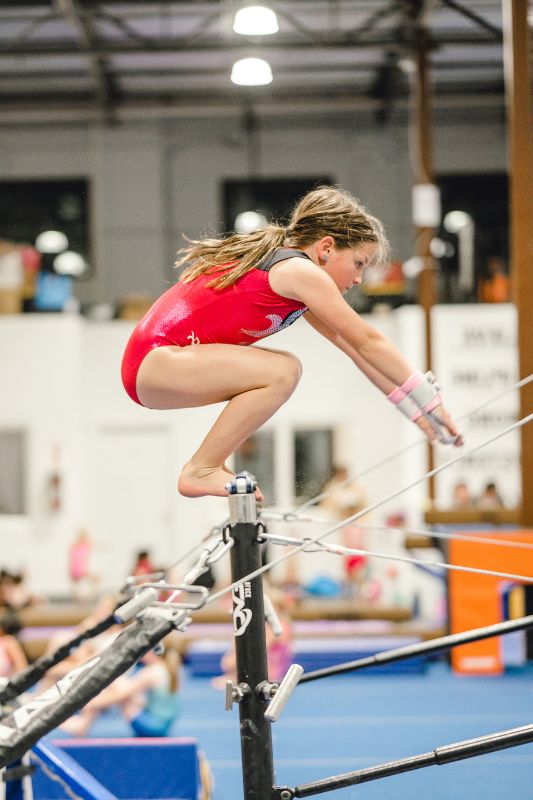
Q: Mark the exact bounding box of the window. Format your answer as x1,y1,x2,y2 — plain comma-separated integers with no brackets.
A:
222,177,332,233
294,428,333,502
0,430,26,515
0,179,91,310
436,172,508,303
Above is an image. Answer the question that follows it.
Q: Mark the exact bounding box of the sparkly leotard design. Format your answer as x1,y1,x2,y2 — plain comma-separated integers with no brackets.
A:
121,248,310,405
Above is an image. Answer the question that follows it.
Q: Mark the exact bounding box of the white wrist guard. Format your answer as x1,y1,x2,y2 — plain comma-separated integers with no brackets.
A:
388,371,460,445
400,371,442,414
387,387,422,421
387,371,441,420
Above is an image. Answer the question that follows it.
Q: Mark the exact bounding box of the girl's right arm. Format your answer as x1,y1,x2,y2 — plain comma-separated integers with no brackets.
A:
270,258,462,445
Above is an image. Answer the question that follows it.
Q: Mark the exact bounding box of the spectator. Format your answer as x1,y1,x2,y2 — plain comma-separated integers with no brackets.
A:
0,569,42,610
68,528,99,602
478,481,505,511
478,256,510,303
451,481,476,510
319,465,368,521
0,611,28,677
37,594,124,693
130,550,157,578
319,466,370,596
61,646,182,738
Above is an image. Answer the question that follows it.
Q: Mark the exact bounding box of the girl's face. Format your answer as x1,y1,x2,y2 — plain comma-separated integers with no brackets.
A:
324,242,378,294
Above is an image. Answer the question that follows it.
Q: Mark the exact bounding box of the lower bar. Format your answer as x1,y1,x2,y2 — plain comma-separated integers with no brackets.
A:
299,614,533,683
275,722,533,797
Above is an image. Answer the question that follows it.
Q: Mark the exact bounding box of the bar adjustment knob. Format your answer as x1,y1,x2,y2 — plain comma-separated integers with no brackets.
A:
225,680,250,710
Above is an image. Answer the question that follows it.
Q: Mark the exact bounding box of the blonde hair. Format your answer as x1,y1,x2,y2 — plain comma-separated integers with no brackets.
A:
176,185,389,290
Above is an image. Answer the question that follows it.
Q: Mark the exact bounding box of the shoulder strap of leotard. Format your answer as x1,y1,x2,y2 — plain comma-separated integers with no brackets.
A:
256,248,312,272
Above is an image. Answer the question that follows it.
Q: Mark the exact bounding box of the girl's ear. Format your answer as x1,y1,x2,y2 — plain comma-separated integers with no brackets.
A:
319,235,335,250
317,235,335,263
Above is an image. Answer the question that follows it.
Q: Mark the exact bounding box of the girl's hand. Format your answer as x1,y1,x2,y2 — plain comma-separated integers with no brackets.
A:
415,404,464,447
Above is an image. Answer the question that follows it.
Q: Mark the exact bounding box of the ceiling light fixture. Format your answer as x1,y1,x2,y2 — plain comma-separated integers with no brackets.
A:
443,210,473,233
233,5,279,36
35,230,68,254
234,211,268,233
53,250,88,278
231,57,273,86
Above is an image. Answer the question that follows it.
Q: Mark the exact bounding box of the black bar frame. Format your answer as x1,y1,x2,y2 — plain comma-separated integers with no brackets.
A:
227,515,275,800
272,722,533,798
225,486,533,800
0,614,175,769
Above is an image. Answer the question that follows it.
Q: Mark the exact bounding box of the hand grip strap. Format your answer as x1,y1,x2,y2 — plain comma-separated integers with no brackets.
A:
388,371,442,420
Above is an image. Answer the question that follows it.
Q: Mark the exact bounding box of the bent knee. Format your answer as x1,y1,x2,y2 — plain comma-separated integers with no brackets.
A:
276,352,303,393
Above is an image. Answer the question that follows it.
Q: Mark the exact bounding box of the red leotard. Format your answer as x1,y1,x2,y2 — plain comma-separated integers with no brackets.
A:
121,248,310,405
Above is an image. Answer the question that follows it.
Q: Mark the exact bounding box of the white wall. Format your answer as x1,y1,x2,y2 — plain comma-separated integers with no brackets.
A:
0,315,85,591
0,308,428,595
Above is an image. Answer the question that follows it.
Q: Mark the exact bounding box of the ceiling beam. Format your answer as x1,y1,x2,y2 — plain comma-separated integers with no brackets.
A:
52,0,117,113
441,0,503,40
0,89,505,121
0,29,503,57
0,81,505,104
0,60,504,82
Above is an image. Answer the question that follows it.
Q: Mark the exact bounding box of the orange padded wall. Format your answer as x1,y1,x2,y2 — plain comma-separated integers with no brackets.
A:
448,530,533,675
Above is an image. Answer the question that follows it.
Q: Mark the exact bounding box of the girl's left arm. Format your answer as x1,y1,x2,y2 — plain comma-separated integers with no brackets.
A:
303,311,460,446
304,311,396,394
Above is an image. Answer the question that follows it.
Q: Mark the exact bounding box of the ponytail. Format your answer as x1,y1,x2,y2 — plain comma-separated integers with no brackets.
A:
177,225,287,289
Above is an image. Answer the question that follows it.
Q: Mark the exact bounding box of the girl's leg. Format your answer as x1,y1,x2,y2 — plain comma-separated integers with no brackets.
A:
136,343,302,498
121,695,146,720
61,707,98,737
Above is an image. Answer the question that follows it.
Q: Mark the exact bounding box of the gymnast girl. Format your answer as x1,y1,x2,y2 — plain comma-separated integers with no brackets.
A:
61,647,181,738
121,185,462,501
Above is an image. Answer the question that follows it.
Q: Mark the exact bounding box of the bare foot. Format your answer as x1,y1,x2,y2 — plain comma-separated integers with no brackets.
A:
178,464,263,501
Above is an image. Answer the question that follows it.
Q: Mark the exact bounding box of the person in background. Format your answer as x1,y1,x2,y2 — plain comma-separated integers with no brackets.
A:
121,185,462,502
451,481,476,510
318,466,369,522
130,550,157,578
37,594,124,693
340,499,369,600
319,466,370,598
0,569,43,610
61,646,182,738
478,256,510,303
68,528,99,602
0,611,28,677
478,481,506,511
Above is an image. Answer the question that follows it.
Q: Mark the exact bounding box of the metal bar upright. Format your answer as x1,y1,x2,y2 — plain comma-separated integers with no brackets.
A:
226,476,274,800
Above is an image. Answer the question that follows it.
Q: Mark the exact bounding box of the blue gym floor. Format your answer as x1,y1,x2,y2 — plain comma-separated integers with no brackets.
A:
52,660,533,800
